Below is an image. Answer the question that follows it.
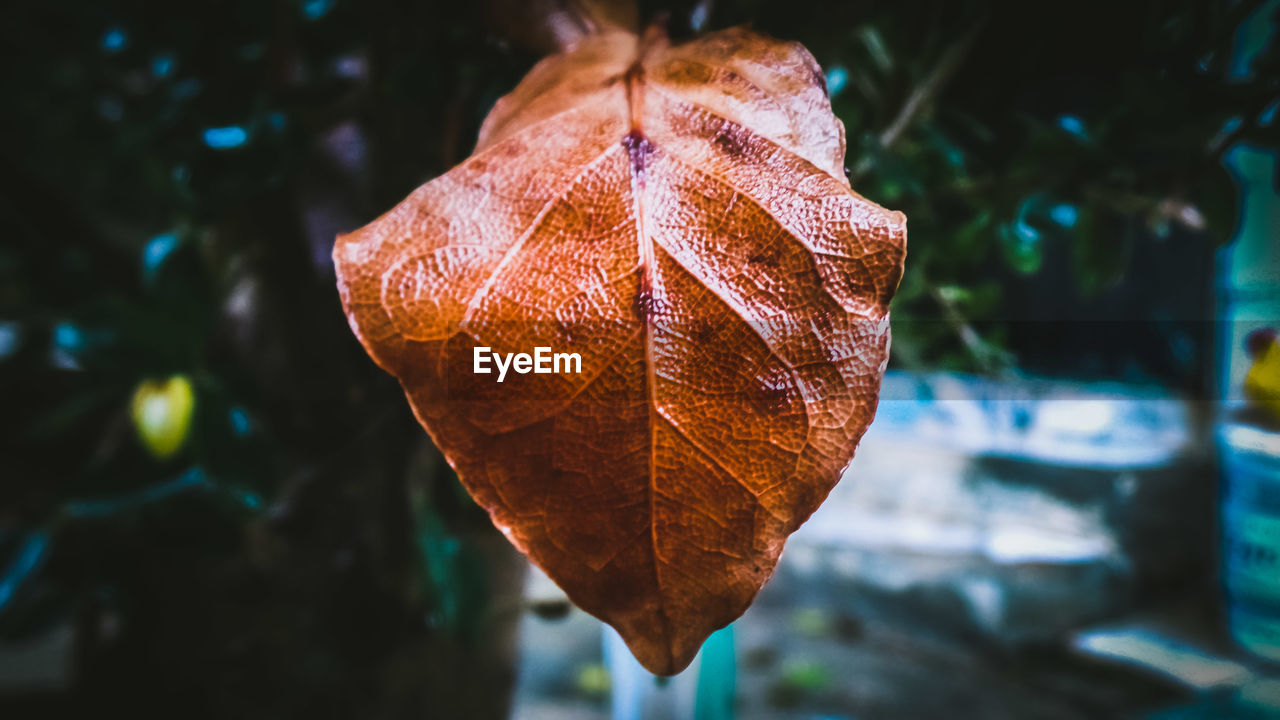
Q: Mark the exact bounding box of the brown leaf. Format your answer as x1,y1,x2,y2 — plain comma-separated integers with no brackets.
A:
334,25,906,675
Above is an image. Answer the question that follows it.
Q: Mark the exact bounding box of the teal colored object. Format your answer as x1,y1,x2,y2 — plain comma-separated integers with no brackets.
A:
0,531,50,612
694,626,735,720
606,623,736,720
1220,424,1280,663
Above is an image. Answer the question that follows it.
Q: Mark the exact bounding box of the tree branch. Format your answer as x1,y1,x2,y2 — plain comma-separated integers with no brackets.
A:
851,21,984,181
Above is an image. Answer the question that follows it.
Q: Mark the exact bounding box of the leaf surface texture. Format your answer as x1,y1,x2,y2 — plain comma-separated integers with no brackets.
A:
334,26,906,675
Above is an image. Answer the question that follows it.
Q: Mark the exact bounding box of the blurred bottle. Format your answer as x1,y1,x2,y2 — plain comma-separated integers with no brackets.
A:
1217,147,1280,662
1220,423,1280,663
1216,0,1280,664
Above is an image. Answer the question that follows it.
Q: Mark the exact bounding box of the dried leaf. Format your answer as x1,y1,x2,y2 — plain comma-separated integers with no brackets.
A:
334,26,906,675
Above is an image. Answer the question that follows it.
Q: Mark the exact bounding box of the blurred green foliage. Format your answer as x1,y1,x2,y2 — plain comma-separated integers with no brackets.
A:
0,0,1276,716
1,1,532,716
769,658,832,707
714,0,1278,372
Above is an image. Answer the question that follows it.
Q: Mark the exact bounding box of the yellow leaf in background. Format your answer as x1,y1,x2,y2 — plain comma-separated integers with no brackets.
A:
130,375,195,459
1245,333,1280,425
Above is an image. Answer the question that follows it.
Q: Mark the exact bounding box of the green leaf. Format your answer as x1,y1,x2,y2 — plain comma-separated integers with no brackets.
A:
999,220,1043,275
1070,209,1130,297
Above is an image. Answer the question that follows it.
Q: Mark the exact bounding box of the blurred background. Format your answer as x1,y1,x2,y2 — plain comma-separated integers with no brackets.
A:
1,0,1279,718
